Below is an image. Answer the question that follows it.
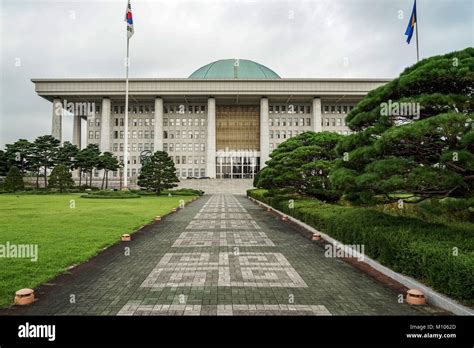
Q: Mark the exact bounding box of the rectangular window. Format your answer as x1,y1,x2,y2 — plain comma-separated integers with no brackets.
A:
133,119,138,126
114,131,118,139
115,118,119,126
306,118,311,126
144,131,149,139
138,130,143,139
120,143,124,151
169,143,174,152
200,119,205,126
182,156,186,164
95,131,100,139
163,143,168,151
200,143,205,152
89,131,93,139
95,119,100,127
138,143,143,151
170,118,175,126
138,118,143,126
132,143,137,152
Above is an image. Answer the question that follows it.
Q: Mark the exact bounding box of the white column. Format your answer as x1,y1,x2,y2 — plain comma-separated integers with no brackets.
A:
72,115,82,149
260,97,270,168
100,98,111,152
154,97,163,152
312,97,322,132
52,98,62,142
206,97,216,178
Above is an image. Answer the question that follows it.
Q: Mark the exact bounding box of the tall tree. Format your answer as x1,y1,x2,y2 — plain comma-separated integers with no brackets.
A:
330,47,473,204
5,139,33,175
4,166,24,192
57,141,79,170
97,152,119,189
31,135,61,188
138,151,179,195
0,150,8,176
75,144,100,187
48,165,74,193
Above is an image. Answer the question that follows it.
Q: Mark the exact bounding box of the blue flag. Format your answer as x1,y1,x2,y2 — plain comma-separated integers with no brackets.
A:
405,0,417,44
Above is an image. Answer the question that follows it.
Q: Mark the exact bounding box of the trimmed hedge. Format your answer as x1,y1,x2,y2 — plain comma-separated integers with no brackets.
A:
248,189,474,305
81,191,141,199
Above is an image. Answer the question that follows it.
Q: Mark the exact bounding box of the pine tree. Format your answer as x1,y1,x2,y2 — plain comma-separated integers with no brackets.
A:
48,165,74,193
138,151,179,195
5,166,24,192
330,47,473,203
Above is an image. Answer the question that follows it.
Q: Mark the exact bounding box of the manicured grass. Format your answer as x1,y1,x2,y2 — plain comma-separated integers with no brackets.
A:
248,189,474,305
0,193,195,308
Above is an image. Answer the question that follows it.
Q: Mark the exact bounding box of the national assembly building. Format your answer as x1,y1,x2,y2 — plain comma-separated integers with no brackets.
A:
32,58,389,186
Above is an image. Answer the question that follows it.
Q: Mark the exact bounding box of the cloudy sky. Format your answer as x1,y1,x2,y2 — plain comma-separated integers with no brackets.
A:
0,0,472,148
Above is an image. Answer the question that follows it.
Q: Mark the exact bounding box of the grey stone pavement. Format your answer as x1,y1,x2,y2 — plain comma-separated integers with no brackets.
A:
15,194,442,316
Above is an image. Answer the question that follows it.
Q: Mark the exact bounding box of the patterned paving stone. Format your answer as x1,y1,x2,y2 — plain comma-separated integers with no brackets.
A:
15,194,442,316
172,231,274,247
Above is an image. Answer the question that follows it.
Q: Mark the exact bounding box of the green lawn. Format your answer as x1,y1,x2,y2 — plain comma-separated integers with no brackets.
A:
0,193,195,308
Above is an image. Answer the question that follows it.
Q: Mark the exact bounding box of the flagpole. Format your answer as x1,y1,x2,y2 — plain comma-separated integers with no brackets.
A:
415,21,419,62
415,0,420,62
123,37,129,189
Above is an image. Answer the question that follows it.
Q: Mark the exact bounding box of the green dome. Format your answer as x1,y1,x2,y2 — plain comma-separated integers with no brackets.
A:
188,59,280,79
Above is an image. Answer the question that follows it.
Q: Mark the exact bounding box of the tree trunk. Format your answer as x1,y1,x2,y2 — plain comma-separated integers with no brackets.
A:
36,169,40,189
105,171,109,189
44,167,48,188
101,170,106,190
78,168,82,186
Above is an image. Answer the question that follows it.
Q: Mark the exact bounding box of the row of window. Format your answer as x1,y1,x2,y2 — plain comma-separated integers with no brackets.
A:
164,130,205,139
323,118,347,127
92,167,204,178
178,168,206,178
269,104,311,114
113,106,153,114
164,118,206,127
170,156,206,165
269,117,311,127
112,130,155,139
163,143,206,152
323,105,355,114
111,104,208,115
270,130,306,140
165,105,206,114
111,143,155,152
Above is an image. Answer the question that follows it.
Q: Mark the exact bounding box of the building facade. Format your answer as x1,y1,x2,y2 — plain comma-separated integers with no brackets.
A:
32,59,389,186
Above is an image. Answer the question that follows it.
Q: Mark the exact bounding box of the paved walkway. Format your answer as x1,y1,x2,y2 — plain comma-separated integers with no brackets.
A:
16,194,440,315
